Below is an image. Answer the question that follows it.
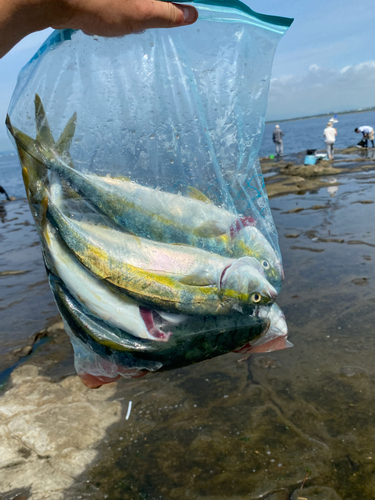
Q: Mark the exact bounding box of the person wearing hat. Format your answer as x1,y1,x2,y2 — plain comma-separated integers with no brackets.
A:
272,125,285,157
323,121,337,161
354,126,374,148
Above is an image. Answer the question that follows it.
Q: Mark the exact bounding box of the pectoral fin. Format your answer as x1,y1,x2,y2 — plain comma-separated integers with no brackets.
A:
193,220,227,237
178,273,215,286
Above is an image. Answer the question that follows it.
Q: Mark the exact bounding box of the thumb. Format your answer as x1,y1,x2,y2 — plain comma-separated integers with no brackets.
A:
145,1,198,28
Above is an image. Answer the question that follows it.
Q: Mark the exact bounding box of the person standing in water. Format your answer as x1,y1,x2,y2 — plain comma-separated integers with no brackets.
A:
354,126,375,148
272,125,284,157
323,122,337,160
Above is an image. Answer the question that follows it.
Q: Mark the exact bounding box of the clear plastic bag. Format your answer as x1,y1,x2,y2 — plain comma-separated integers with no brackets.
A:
7,1,292,386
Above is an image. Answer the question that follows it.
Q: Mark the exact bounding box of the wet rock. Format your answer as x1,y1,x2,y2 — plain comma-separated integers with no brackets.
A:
19,346,32,357
309,205,327,210
285,208,304,214
347,240,375,248
291,485,342,500
290,246,324,253
339,366,371,377
262,490,289,500
47,321,64,334
0,364,121,500
0,488,31,500
280,164,342,178
13,346,33,357
317,237,344,244
285,233,300,239
351,277,369,286
0,270,29,277
353,200,374,204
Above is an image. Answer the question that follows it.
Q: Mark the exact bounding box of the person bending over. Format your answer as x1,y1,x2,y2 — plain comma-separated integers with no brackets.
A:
354,126,375,149
0,0,198,57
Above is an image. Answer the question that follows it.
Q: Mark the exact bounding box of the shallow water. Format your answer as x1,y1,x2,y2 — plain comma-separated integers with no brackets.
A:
1,170,375,499
0,198,58,361
61,170,375,499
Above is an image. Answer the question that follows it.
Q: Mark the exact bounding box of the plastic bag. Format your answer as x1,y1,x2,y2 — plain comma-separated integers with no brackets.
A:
7,0,292,386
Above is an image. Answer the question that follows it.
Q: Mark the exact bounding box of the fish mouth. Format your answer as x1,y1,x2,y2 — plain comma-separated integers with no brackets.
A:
262,284,278,301
268,287,278,300
139,307,172,342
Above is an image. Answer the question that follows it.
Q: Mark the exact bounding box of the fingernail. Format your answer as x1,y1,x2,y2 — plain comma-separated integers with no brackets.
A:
182,6,198,24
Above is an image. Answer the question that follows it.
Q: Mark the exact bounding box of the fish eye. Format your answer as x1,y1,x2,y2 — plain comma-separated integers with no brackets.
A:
262,260,270,270
251,293,261,303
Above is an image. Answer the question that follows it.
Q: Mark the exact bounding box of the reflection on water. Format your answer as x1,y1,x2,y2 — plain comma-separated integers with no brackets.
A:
61,170,375,500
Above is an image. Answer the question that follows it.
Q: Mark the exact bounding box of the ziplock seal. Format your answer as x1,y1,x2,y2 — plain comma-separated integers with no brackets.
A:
161,0,293,28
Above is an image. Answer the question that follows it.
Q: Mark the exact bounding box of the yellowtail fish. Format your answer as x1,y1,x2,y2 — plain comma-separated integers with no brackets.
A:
8,113,283,289
44,221,172,342
47,200,277,315
51,279,271,373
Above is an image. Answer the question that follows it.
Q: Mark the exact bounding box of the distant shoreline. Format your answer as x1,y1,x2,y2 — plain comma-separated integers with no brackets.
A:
266,107,375,124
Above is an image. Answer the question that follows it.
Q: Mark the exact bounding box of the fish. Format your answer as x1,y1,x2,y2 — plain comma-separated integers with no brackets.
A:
234,303,292,354
51,278,271,373
9,129,283,289
47,199,277,315
44,221,172,342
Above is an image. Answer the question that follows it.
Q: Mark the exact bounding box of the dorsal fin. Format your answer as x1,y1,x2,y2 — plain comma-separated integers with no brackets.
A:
55,112,77,155
186,186,212,204
35,94,55,146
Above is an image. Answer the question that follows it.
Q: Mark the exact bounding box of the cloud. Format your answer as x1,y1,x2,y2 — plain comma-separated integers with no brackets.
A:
267,60,375,120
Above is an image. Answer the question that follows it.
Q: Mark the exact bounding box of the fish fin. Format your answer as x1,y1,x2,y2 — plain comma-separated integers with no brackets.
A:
21,167,30,196
193,220,227,237
7,120,46,166
115,175,131,182
35,94,55,146
40,196,49,234
186,186,212,204
178,273,214,286
55,112,77,156
5,114,12,134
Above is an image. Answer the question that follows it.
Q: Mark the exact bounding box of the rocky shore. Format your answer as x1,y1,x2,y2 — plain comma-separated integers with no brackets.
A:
260,146,375,199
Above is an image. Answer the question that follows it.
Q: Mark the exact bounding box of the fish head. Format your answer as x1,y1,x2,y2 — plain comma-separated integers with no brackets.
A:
233,226,284,290
258,303,288,337
219,258,278,309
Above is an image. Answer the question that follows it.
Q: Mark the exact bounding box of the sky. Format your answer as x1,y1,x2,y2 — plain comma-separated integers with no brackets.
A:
0,0,375,151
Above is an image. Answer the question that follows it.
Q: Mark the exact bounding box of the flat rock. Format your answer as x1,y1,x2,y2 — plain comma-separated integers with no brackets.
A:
0,364,121,500
281,164,341,178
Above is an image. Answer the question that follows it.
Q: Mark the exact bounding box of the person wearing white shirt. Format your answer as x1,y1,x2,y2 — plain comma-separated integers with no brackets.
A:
354,126,375,148
323,122,337,160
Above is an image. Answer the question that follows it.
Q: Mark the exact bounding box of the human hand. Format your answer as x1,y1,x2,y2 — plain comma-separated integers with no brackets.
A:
49,0,198,36
0,0,198,57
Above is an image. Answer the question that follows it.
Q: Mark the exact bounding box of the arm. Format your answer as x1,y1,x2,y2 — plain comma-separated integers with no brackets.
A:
0,0,198,58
